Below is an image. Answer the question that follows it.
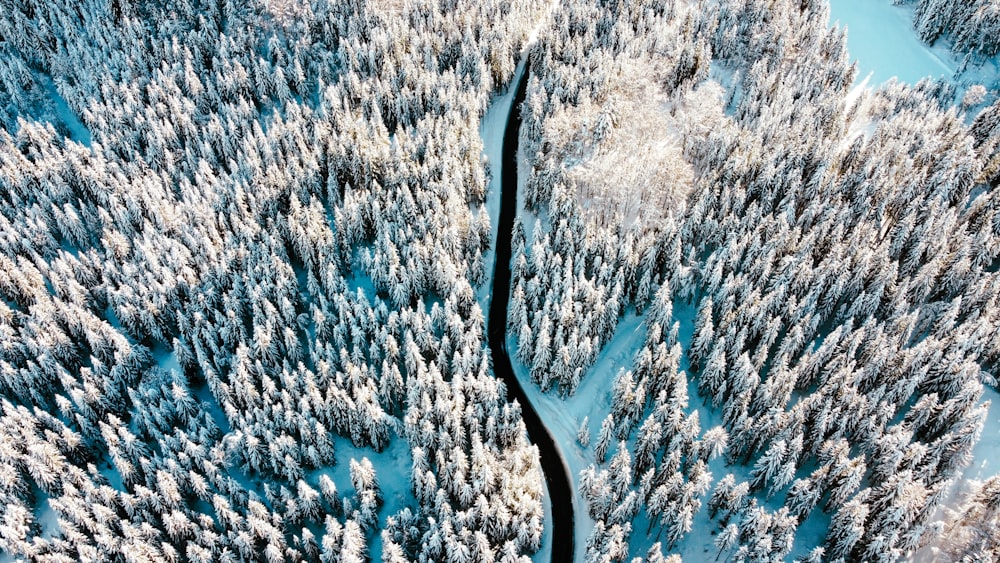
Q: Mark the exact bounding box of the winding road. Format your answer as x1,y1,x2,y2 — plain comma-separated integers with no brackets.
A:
487,65,576,561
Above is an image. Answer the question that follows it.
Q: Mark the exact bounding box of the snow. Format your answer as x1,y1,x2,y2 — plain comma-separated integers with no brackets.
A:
709,61,740,116
34,493,60,539
310,433,413,560
535,468,554,563
907,385,1000,562
477,63,523,313
559,70,696,230
963,386,1000,484
36,73,92,147
838,73,878,151
151,341,182,377
508,310,646,562
99,461,126,493
102,305,124,332
828,0,1000,90
522,0,560,52
828,0,953,85
516,121,541,245
0,495,58,562
844,72,871,111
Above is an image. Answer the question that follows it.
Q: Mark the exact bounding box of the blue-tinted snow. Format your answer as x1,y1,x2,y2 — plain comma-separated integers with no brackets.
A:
828,0,953,85
826,3,1000,552
37,73,92,147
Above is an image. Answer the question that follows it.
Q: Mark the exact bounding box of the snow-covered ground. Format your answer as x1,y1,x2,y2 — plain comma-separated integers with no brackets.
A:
907,385,1000,562
828,0,999,89
963,387,1000,485
828,0,951,85
37,73,92,147
309,434,414,559
508,312,646,562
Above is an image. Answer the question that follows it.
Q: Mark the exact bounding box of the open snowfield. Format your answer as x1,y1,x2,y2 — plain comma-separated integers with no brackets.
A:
828,0,952,85
37,73,92,147
829,0,999,90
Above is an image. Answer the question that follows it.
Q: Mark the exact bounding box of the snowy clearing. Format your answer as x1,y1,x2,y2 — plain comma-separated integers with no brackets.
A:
828,0,953,85
829,0,1000,90
36,73,92,147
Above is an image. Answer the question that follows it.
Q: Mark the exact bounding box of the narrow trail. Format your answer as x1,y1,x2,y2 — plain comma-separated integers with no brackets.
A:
487,65,576,561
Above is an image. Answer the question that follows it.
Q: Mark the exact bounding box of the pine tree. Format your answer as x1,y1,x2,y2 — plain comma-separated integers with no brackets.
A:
827,499,869,561
715,523,739,561
577,416,591,448
595,414,615,464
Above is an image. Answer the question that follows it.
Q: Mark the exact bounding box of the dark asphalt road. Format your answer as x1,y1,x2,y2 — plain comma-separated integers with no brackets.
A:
487,64,575,562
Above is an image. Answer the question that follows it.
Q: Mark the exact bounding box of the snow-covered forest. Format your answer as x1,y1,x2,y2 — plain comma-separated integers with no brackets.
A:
1,0,999,562
908,0,1000,57
509,0,1000,561
0,0,553,560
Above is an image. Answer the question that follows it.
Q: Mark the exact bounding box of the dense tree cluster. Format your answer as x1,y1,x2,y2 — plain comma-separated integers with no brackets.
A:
514,0,1000,561
925,475,1000,560
906,0,1000,57
0,0,548,560
2,0,999,560
508,0,703,396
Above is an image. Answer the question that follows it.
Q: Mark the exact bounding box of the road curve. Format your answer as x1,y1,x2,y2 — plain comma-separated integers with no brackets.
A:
487,64,576,562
